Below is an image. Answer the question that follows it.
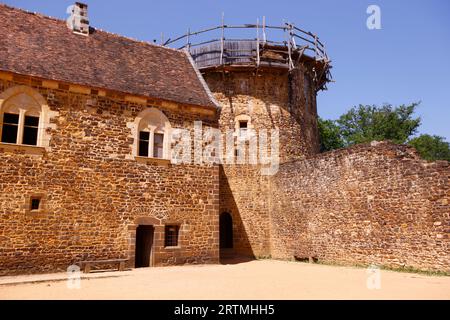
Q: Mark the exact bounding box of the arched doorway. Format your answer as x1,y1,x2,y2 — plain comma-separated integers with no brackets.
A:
220,212,233,249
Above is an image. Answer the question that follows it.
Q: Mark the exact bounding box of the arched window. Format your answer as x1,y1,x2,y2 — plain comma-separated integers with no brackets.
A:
133,108,171,159
0,86,49,147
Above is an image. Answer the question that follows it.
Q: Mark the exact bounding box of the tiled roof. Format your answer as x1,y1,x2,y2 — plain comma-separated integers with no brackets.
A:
0,4,217,108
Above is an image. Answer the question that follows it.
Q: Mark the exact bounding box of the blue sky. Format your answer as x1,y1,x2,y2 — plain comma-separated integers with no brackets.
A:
3,0,450,140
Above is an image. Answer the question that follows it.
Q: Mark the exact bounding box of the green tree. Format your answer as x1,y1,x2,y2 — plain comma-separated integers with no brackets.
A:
337,103,421,146
408,134,450,161
318,118,345,152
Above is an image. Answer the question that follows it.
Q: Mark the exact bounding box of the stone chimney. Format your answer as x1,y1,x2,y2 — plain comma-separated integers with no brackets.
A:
67,2,89,36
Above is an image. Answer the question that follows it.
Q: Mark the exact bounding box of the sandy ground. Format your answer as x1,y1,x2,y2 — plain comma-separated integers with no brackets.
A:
0,260,449,300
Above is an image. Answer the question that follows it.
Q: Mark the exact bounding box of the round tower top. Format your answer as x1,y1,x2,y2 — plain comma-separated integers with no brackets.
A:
165,20,332,91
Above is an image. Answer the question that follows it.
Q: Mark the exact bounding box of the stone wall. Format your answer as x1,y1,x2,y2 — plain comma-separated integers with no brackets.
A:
270,141,450,272
203,64,318,258
205,66,319,163
2,67,449,275
0,78,220,275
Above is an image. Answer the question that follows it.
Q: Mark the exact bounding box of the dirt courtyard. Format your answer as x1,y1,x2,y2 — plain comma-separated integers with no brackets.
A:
0,260,449,300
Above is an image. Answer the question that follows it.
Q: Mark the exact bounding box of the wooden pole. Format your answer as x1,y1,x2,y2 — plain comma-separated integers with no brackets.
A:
186,28,191,51
262,16,266,43
288,23,295,70
290,23,297,49
314,34,318,59
256,18,260,66
322,41,328,61
220,12,225,65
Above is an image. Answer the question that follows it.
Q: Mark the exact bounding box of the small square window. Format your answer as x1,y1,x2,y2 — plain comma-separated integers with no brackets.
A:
30,198,41,211
164,225,180,247
239,121,248,139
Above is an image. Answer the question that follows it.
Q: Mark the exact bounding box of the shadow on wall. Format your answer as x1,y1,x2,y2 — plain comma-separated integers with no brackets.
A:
219,166,255,261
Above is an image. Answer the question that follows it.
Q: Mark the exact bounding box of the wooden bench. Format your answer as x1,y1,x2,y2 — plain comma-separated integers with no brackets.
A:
78,259,128,273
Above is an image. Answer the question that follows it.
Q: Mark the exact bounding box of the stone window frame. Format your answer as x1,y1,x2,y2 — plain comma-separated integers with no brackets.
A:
0,86,53,152
164,224,182,248
234,114,254,160
129,107,172,162
234,114,253,139
24,193,47,216
234,114,252,130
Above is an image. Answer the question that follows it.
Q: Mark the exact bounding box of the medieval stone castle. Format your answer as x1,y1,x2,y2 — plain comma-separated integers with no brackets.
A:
0,3,448,275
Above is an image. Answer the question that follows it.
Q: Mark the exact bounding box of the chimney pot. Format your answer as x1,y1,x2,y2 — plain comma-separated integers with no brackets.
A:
67,2,89,36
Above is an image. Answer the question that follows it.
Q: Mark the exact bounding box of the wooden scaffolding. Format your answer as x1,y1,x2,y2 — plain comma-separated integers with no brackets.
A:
163,17,332,91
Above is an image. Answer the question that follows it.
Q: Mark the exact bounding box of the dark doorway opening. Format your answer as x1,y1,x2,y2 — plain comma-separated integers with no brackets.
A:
220,212,233,249
135,225,154,268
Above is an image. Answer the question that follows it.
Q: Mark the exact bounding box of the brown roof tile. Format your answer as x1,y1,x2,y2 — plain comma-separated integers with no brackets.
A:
0,4,217,108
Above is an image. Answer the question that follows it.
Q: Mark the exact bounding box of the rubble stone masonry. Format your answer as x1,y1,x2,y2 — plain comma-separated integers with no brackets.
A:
0,78,220,275
203,64,318,258
270,142,449,272
1,66,449,275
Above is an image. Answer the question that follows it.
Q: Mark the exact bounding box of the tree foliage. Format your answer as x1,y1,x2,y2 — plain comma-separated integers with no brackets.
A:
318,102,450,161
336,103,421,146
318,118,344,152
408,134,450,161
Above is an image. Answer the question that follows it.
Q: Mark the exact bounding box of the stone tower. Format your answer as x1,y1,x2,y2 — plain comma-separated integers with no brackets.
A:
168,22,331,258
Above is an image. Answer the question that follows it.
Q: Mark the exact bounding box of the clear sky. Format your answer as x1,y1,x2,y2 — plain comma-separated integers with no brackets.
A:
3,0,450,140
